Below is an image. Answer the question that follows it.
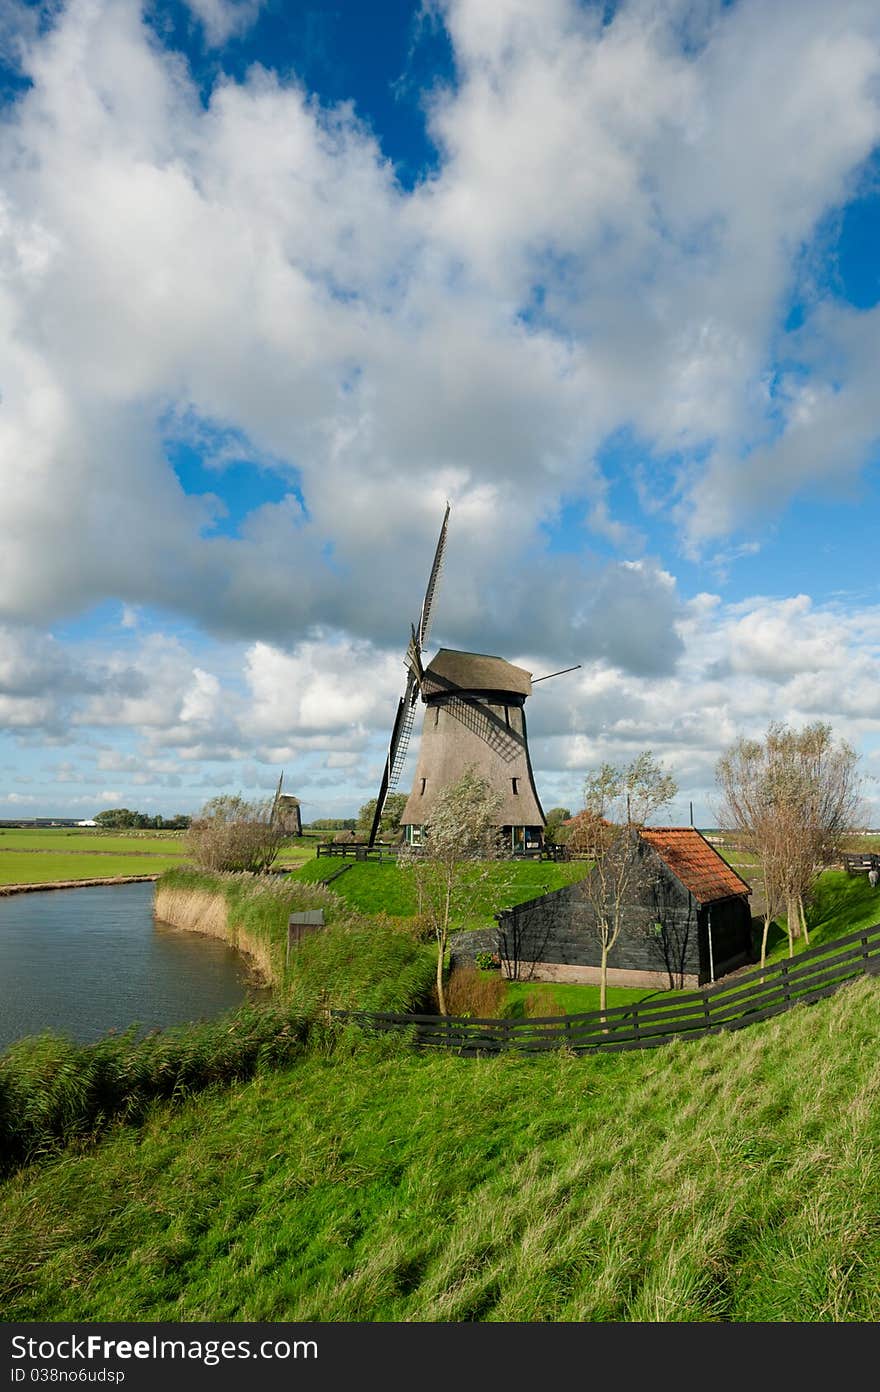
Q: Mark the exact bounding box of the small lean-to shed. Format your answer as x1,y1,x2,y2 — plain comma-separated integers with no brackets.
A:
490,826,753,989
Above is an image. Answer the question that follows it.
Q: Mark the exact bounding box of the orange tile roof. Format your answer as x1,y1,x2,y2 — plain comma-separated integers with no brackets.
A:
639,827,750,904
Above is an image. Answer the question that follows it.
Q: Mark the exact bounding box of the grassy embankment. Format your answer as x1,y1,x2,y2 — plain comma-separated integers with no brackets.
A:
1,972,878,1321
0,868,436,1175
293,856,656,1013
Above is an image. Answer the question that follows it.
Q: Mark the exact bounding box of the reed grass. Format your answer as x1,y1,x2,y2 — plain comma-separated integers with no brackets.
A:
0,1005,310,1178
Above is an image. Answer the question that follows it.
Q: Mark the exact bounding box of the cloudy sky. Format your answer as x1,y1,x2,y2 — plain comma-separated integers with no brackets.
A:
2,0,880,826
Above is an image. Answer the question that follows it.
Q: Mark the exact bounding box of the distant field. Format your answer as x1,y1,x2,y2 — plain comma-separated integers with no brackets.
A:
0,831,188,856
0,854,186,885
0,829,318,886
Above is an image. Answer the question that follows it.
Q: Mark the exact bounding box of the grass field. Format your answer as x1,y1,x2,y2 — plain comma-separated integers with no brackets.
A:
1,973,878,1321
0,830,319,885
0,830,189,854
0,853,186,883
291,856,589,928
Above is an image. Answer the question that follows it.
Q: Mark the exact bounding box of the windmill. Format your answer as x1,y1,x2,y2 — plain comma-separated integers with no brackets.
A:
369,505,579,852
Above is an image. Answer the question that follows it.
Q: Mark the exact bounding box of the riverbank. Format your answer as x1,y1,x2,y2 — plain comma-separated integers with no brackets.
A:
153,881,275,987
0,874,160,896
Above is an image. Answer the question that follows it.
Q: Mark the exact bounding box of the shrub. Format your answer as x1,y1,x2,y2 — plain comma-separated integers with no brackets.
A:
474,949,500,970
0,1005,310,1178
442,965,509,1019
185,794,288,873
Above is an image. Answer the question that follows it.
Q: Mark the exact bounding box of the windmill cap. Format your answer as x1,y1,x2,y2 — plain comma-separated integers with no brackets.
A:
422,648,532,698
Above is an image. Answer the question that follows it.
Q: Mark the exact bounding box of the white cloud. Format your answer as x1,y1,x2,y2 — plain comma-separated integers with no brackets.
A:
183,0,262,48
1,0,878,658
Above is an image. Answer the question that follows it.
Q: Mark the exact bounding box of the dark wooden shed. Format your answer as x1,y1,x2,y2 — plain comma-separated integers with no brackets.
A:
493,826,753,989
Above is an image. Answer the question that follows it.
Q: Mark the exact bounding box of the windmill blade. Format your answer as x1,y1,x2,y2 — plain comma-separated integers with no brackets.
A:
368,671,420,846
416,502,450,652
369,503,450,848
269,770,284,827
406,624,424,684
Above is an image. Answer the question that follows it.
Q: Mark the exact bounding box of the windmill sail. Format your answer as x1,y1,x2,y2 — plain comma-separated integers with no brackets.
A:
368,505,450,847
417,502,449,651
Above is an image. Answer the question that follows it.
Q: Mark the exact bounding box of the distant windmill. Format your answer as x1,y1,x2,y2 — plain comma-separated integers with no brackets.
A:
369,505,578,853
270,770,302,837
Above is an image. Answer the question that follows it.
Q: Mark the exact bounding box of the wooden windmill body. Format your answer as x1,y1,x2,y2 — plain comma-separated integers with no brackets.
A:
369,506,561,854
398,648,544,852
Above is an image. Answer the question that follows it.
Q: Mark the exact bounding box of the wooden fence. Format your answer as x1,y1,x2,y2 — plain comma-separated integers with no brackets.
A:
842,852,880,875
316,843,393,861
333,922,880,1055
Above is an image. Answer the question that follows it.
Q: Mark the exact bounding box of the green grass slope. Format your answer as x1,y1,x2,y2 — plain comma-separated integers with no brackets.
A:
2,975,879,1321
291,857,589,928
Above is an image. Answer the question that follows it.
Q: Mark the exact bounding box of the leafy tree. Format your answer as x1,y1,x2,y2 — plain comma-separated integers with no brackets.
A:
579,752,677,1013
95,808,136,829
398,768,507,1015
356,793,408,839
542,807,571,844
185,794,289,874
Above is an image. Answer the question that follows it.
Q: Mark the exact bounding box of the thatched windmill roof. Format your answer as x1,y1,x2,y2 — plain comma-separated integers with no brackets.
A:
421,649,533,699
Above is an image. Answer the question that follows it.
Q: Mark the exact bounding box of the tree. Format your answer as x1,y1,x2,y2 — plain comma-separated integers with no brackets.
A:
356,793,408,840
542,807,572,845
397,768,506,1015
185,794,289,874
578,752,677,1013
646,869,697,990
716,722,862,963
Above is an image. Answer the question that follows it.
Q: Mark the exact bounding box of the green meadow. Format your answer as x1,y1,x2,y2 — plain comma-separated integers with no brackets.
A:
1,976,878,1321
1,861,879,1320
0,829,319,885
291,855,589,926
0,853,185,884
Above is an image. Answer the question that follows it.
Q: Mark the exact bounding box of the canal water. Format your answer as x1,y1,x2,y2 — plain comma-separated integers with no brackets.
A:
0,881,265,1052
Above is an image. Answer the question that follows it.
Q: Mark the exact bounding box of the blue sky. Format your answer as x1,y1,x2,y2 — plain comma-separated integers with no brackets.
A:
2,0,880,825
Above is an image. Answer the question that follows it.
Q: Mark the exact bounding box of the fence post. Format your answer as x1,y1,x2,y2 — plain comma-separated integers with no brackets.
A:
703,990,711,1032
631,1006,640,1048
861,933,870,974
781,962,790,1005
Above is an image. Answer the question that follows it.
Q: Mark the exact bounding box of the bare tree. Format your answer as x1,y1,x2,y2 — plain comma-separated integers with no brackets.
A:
185,794,289,874
716,722,862,961
397,768,507,1015
579,753,677,1013
646,870,696,990
495,902,554,982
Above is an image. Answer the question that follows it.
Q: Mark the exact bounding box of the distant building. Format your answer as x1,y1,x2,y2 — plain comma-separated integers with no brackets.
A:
76,819,98,827
274,795,302,837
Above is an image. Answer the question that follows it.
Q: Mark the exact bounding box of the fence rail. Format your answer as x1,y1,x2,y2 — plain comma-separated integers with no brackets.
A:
333,922,880,1055
842,852,880,874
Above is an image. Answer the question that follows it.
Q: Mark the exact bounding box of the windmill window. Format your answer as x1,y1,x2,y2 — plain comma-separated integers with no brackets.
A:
512,778,519,795
434,706,440,726
420,778,426,796
504,706,510,727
